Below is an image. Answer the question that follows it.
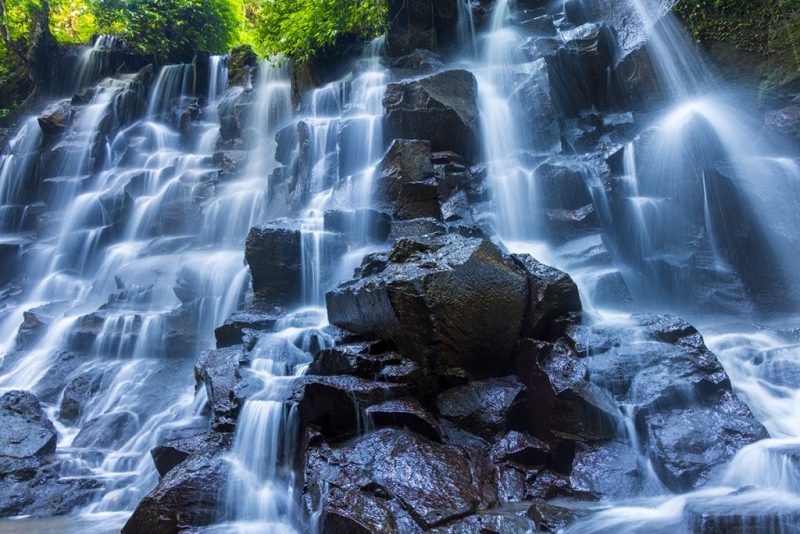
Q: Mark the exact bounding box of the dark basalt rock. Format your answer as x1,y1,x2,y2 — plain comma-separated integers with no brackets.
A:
151,432,227,478
304,428,497,531
323,209,392,243
245,219,303,308
195,344,248,431
59,368,106,425
514,338,618,444
385,0,461,57
37,100,71,139
511,254,582,341
291,376,409,439
214,310,279,348
365,398,440,441
645,393,768,492
122,433,231,534
435,377,527,439
326,234,531,377
513,59,561,152
375,139,439,220
383,70,480,162
765,104,800,145
0,391,57,464
491,431,551,467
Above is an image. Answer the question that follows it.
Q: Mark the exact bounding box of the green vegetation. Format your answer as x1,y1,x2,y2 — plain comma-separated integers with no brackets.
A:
0,0,387,114
675,0,800,90
251,0,386,61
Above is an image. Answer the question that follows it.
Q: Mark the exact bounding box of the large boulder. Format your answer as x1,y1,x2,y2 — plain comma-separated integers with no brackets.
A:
194,344,248,431
305,428,497,532
513,59,561,152
326,234,580,378
37,100,71,140
375,139,440,220
122,433,231,534
435,377,527,439
0,391,57,469
245,219,303,308
383,70,480,162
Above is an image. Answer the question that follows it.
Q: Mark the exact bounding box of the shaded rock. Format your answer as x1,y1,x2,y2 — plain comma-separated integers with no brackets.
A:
326,234,530,378
385,0,461,56
151,432,227,478
304,428,497,530
72,411,139,449
195,344,248,431
435,377,527,439
390,49,445,73
514,338,618,444
122,435,231,534
512,254,582,340
366,398,440,441
491,430,551,467
0,391,56,465
37,100,71,139
245,219,302,308
214,310,278,348
59,369,106,425
292,376,409,439
323,209,391,243
383,70,480,162
375,139,439,220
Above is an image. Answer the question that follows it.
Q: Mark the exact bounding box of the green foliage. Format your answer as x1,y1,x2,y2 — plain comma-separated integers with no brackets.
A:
252,0,387,61
675,0,800,85
91,0,240,61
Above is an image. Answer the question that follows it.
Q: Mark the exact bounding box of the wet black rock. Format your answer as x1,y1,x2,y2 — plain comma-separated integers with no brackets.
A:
151,432,227,478
645,394,768,492
514,338,618,444
326,234,530,377
292,375,409,439
245,219,303,308
514,59,561,152
365,397,440,441
435,377,527,439
195,344,248,431
545,23,617,113
214,310,278,348
37,100,71,139
59,368,106,425
122,433,231,534
375,139,440,220
765,104,800,145
305,428,497,531
0,391,57,465
385,0,461,57
383,70,480,162
323,208,392,243
491,430,551,467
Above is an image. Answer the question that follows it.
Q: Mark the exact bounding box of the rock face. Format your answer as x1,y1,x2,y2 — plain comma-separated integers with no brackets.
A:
245,219,303,308
326,233,580,378
0,391,57,464
123,433,231,534
383,70,480,162
385,0,461,57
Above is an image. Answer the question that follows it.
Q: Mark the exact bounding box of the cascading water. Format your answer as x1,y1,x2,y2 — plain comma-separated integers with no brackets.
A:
0,52,262,532
466,0,800,531
211,39,391,533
